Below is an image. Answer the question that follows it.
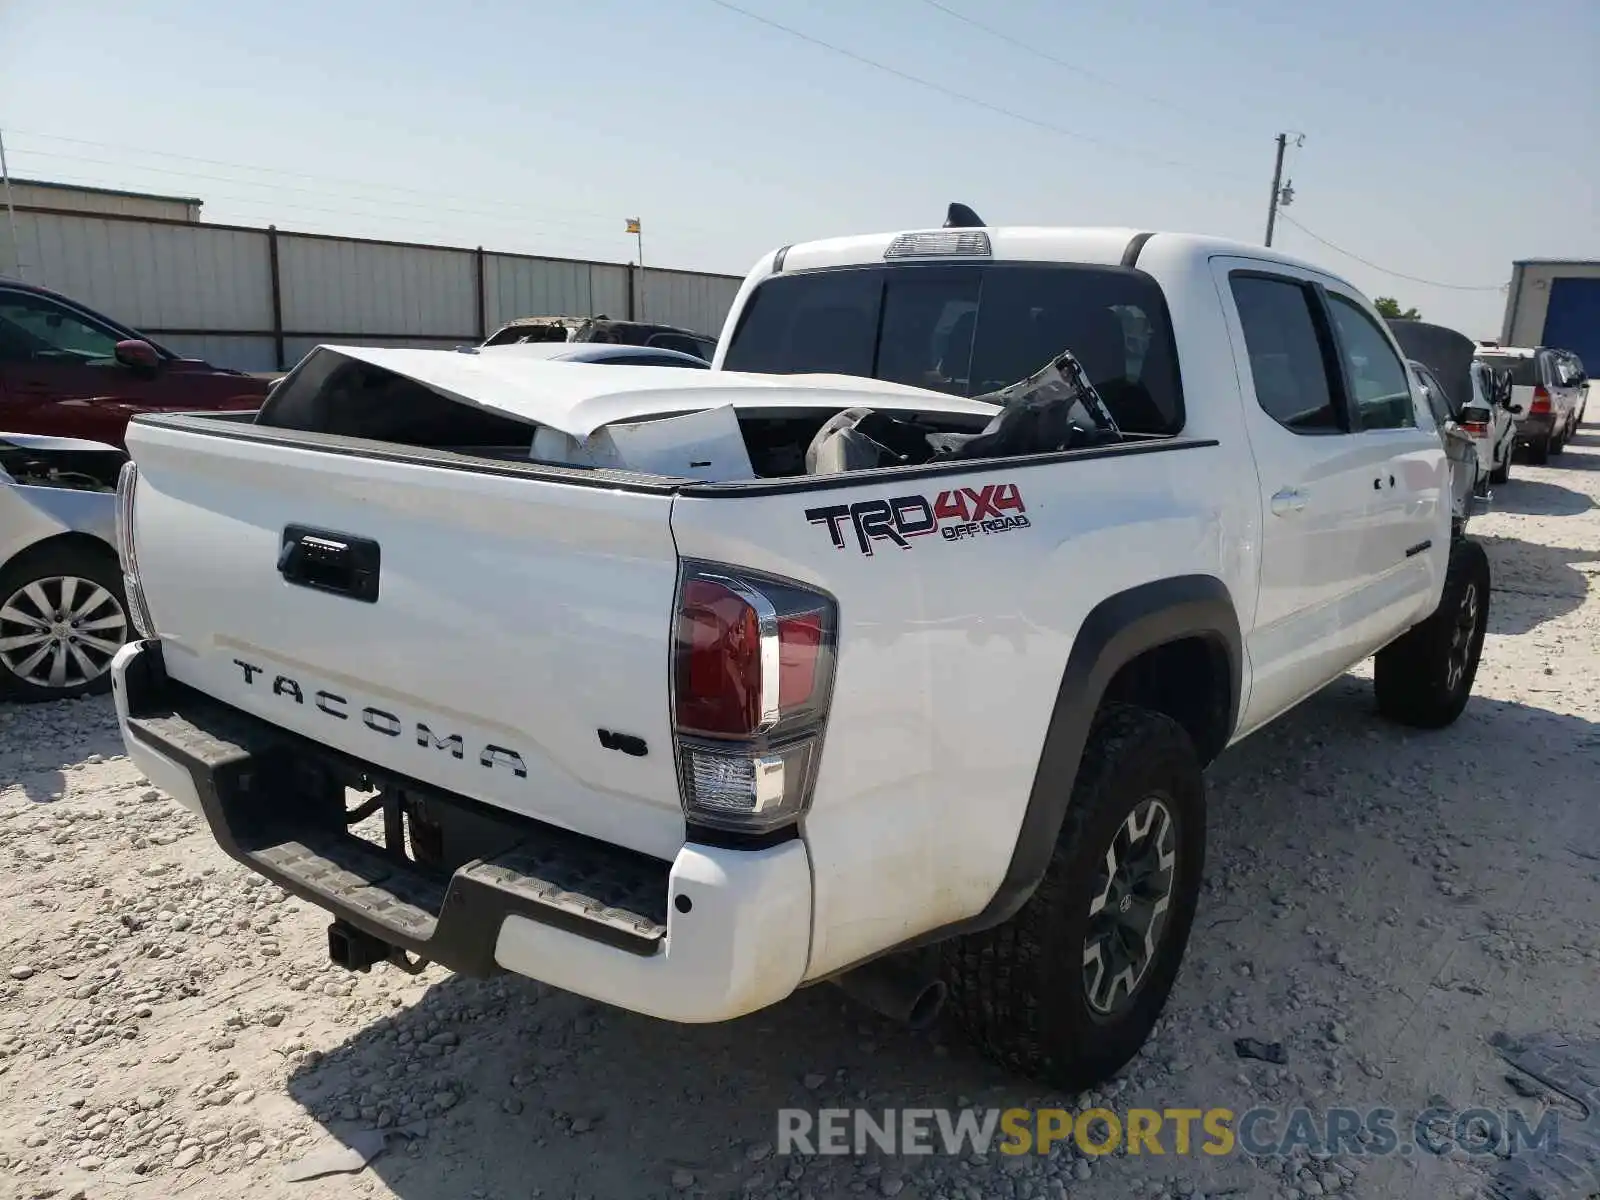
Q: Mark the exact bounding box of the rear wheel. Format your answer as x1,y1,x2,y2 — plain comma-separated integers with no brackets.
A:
1374,538,1489,729
0,543,130,703
943,704,1205,1091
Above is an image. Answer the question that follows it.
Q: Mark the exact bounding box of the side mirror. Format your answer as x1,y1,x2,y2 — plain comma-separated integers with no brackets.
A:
114,339,161,372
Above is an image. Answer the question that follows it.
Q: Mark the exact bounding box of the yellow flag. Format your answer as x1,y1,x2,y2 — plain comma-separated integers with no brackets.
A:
625,218,641,234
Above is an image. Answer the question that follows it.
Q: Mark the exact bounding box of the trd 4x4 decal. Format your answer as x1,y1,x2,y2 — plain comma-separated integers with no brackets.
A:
806,484,1029,556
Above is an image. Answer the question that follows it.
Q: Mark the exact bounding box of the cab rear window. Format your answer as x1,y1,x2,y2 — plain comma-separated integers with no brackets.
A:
1476,354,1543,387
722,262,1184,435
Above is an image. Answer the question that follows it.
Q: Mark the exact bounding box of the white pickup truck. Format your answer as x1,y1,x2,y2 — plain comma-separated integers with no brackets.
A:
111,217,1490,1090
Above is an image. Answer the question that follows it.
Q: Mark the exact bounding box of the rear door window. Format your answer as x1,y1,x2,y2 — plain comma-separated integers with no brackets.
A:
1228,274,1343,433
1326,295,1416,431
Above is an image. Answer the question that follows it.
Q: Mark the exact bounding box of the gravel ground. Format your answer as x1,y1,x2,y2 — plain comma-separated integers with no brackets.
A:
4,418,1599,1200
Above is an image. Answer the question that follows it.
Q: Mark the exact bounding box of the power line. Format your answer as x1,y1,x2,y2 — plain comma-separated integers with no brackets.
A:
912,0,1251,136
1277,214,1506,292
7,147,645,240
5,161,736,265
4,129,626,225
4,141,745,251
7,130,742,244
3,163,629,252
700,0,1251,186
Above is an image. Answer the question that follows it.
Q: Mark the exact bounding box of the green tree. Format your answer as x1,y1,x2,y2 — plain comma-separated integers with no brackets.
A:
1373,296,1422,320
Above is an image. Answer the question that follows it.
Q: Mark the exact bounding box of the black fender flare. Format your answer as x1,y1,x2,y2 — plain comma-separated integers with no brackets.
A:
904,574,1242,953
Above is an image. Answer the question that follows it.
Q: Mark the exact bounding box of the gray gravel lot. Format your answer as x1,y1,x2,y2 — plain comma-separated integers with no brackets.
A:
3,418,1598,1200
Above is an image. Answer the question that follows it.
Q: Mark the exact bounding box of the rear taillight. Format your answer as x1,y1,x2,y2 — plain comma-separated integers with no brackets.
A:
115,462,157,638
1531,387,1552,414
1461,421,1489,437
672,563,836,834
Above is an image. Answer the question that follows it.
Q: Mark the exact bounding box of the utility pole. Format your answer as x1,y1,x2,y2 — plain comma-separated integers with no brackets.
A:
1264,132,1304,247
1264,133,1287,247
0,127,21,279
626,217,645,320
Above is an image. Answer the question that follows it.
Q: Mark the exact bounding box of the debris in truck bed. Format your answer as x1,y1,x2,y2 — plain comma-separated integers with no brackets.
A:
254,343,1152,483
804,350,1122,474
532,404,756,480
257,344,1001,480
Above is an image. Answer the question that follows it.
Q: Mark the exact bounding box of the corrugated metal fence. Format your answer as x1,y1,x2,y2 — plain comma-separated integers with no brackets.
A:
3,207,744,372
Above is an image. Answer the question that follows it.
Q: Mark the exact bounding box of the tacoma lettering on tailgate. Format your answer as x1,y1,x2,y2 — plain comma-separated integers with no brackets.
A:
805,484,1029,556
231,659,528,777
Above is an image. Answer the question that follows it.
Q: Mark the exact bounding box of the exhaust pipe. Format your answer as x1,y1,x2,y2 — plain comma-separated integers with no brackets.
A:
831,952,948,1031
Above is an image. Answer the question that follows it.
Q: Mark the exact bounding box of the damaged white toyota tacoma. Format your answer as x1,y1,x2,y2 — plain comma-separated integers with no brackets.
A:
111,213,1490,1089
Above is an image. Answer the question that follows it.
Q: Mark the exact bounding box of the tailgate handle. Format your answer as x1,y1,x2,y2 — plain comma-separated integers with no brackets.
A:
279,526,381,603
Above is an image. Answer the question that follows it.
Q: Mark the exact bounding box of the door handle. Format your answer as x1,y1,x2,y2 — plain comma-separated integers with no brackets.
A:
1270,487,1309,516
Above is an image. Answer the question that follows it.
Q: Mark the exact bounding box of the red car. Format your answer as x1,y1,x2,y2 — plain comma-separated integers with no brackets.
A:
0,278,270,447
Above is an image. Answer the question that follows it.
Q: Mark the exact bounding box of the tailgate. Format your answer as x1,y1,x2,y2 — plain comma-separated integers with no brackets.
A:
125,418,685,860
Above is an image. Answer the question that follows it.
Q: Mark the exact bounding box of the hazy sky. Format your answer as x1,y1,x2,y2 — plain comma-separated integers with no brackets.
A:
2,0,1594,336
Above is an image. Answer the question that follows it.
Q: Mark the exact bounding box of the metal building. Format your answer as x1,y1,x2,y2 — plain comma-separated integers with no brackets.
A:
3,200,742,372
2,178,202,222
1501,260,1600,365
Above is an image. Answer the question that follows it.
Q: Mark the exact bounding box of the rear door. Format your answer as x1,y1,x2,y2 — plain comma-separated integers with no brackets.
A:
1213,260,1381,730
1323,287,1447,644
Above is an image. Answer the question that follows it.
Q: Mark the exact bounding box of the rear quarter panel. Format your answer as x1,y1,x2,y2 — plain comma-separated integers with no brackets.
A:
670,439,1255,978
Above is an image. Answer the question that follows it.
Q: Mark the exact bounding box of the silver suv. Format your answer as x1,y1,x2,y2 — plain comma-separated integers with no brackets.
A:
1474,345,1586,464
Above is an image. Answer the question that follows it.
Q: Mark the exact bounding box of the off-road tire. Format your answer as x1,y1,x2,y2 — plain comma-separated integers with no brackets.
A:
0,541,130,703
1373,538,1490,729
942,704,1205,1091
